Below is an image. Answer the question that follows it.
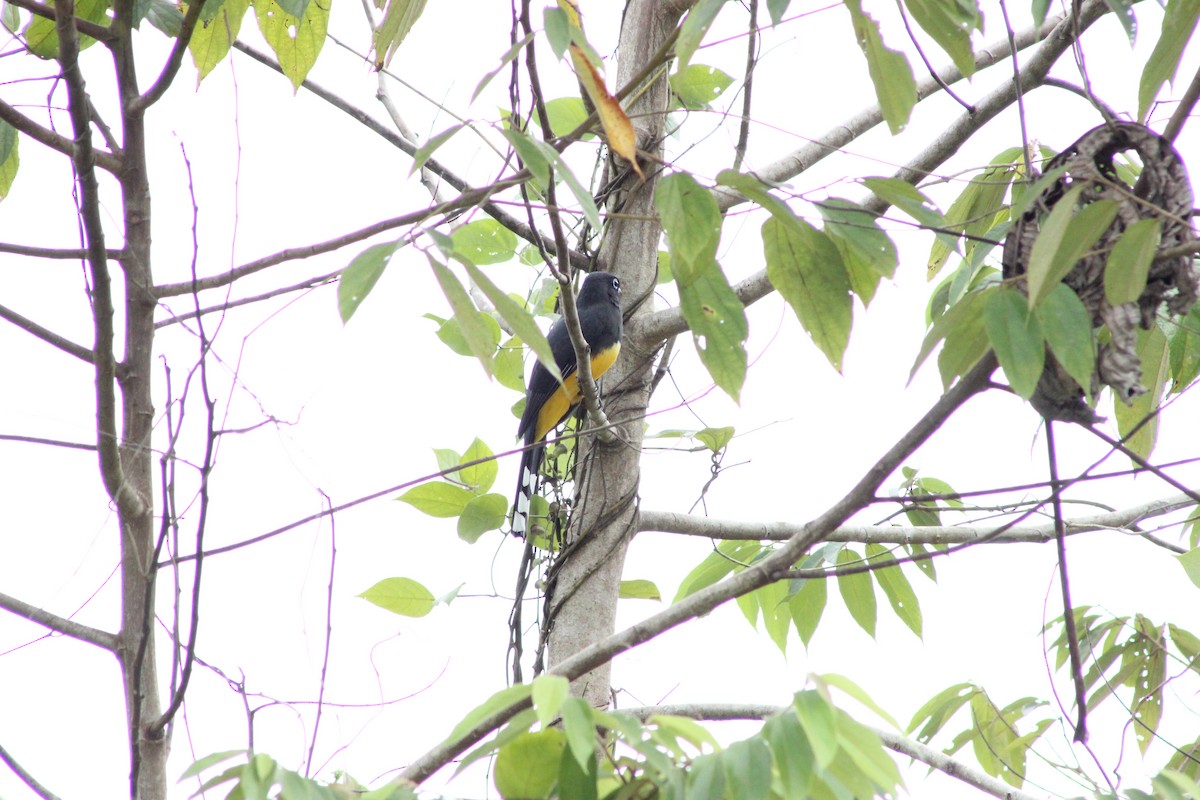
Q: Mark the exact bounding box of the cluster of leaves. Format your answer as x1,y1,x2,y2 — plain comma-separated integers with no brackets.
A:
433,675,900,800
908,683,1053,790
1046,607,1200,758
675,536,930,652
182,749,417,800
894,145,1200,458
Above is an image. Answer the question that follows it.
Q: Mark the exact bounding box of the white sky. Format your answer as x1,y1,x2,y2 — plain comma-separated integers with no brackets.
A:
1,0,1199,798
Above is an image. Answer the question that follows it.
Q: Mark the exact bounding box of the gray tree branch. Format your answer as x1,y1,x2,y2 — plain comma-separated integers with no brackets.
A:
0,590,118,650
638,494,1194,544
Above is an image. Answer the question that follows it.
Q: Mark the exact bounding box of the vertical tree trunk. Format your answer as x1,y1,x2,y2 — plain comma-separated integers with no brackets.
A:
549,0,685,707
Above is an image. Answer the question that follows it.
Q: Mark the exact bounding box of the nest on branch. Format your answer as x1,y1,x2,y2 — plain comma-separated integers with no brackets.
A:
1001,121,1198,423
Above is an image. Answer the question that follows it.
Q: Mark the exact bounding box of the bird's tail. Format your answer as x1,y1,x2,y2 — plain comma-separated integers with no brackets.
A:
510,439,544,538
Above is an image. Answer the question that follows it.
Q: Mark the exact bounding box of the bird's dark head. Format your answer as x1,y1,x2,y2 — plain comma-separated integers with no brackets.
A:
580,270,621,309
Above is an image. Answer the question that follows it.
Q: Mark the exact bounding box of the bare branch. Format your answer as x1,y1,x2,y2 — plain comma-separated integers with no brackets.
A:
875,728,1043,800
0,302,95,363
56,0,140,515
231,40,587,269
0,740,62,800
129,0,209,113
155,269,340,328
638,494,1194,544
0,590,118,650
0,97,121,174
0,242,122,260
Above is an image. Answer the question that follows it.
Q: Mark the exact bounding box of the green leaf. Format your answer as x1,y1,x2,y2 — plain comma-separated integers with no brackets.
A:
557,746,598,800
1168,304,1200,392
984,286,1045,400
472,33,535,103
443,684,533,750
451,219,519,266
675,540,763,602
816,672,902,731
457,437,497,492
927,156,1018,279
842,0,916,133
501,128,552,189
560,697,596,769
862,178,955,253
494,729,564,800
1179,548,1200,590
908,682,975,740
1105,218,1162,305
619,579,662,600
339,241,401,323
1114,325,1170,459
910,286,992,387
817,198,898,307
495,338,525,392
254,0,328,89
764,711,814,797
533,141,601,231
1036,284,1095,393
678,263,749,401
536,97,593,140
358,577,435,617
675,0,725,75
398,481,474,517
793,690,838,768
373,0,427,68
695,426,735,452
532,675,569,730
687,753,726,800
1105,0,1137,42
657,173,722,273
457,493,508,543
670,64,734,109
836,548,876,637
835,711,901,791
462,262,560,385
865,544,922,637
543,6,570,58
429,258,495,378
902,0,982,77
23,0,109,57
1138,0,1200,121
0,120,18,201
762,216,852,371
1026,189,1118,307
144,0,184,35
181,749,248,779
1132,622,1166,754
456,708,539,775
722,738,772,800
409,124,463,177
788,576,826,647
756,580,791,653
189,0,251,80
427,312,502,359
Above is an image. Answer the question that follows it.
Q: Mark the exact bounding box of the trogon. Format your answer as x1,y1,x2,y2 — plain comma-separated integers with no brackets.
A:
511,271,623,538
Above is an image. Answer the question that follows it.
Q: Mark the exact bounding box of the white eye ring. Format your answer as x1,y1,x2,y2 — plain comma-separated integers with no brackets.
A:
612,277,621,291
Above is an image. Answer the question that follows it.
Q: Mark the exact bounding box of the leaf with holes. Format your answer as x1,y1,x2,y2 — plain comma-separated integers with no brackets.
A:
866,544,922,637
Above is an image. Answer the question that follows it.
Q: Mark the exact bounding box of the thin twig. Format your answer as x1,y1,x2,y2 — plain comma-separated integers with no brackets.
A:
731,0,757,172
0,590,118,649
1163,61,1200,142
895,0,974,112
130,0,209,113
306,496,337,777
0,302,95,362
1046,420,1089,743
0,740,61,800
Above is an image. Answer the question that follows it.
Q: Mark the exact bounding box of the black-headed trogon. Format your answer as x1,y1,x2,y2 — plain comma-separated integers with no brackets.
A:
511,271,623,538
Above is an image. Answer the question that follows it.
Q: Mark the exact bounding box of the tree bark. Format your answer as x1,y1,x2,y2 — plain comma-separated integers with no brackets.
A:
548,0,685,707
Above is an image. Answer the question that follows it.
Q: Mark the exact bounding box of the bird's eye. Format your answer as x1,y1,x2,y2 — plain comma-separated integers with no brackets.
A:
612,277,621,291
